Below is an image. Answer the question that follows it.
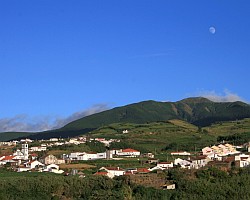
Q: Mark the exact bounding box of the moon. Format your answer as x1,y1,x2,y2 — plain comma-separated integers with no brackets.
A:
209,26,216,34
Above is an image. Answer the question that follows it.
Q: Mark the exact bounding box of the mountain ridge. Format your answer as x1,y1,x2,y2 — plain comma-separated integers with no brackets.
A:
1,97,250,141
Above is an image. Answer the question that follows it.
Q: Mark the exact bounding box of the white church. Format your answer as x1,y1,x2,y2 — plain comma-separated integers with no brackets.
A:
13,143,29,160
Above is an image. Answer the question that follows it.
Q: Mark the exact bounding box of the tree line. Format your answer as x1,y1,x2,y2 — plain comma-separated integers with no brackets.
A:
1,166,250,199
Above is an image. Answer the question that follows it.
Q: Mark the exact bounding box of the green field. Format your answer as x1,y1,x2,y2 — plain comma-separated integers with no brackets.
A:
90,119,250,153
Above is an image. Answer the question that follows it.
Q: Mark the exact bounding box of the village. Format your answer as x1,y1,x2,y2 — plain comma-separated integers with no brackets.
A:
1,135,250,189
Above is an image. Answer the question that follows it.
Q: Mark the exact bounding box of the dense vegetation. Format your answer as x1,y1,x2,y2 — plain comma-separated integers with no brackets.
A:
167,167,250,200
1,97,250,141
0,173,170,200
1,167,250,199
217,132,250,145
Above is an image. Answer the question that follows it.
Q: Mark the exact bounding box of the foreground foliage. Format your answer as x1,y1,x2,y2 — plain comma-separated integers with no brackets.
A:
1,167,250,200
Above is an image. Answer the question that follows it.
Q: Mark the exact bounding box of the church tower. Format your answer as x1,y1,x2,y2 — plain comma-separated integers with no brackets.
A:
21,143,29,160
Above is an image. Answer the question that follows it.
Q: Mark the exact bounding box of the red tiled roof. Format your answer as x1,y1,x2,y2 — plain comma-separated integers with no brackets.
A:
122,148,140,152
136,168,150,173
124,171,133,175
94,171,108,175
105,167,124,171
2,156,15,161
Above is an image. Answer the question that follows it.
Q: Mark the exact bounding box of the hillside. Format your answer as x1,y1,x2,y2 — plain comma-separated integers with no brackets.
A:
62,97,250,130
89,119,250,152
1,97,250,141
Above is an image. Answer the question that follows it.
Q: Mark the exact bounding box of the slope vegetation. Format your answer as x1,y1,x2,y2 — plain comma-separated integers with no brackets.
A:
1,97,250,141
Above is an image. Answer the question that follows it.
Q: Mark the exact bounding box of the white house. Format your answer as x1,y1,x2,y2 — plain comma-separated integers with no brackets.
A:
69,139,80,145
20,139,33,143
190,156,210,169
174,158,191,169
171,151,191,156
26,160,44,169
42,154,58,164
99,167,125,177
163,183,176,190
43,164,64,174
13,149,24,160
30,144,47,152
206,153,223,161
82,152,98,160
122,130,129,134
53,142,64,146
69,152,107,161
40,154,65,165
18,160,44,172
157,162,173,169
202,147,213,155
116,148,140,157
207,144,239,156
235,154,250,168
69,152,81,160
49,138,59,142
96,152,106,159
0,155,16,165
18,166,31,172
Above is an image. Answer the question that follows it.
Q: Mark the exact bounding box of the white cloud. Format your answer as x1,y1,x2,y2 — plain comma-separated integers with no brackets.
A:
52,104,109,129
197,90,247,103
0,104,109,133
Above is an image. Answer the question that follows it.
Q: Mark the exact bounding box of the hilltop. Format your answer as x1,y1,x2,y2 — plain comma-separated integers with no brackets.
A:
62,97,250,130
1,97,250,141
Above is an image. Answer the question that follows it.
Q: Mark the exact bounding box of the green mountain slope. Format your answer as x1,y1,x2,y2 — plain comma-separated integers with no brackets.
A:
1,97,250,141
62,97,250,130
62,100,178,130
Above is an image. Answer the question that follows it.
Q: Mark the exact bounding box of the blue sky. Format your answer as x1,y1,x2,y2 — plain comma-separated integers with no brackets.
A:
0,1,250,131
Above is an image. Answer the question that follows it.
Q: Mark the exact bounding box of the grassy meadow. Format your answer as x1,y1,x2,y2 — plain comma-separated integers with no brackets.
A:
90,119,250,153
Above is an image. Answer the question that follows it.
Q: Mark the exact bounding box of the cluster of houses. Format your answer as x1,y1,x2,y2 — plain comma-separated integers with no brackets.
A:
94,143,250,179
94,153,250,180
65,148,141,161
0,139,143,174
94,161,175,179
0,137,120,151
167,144,250,170
202,144,240,158
1,135,250,180
0,142,66,173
